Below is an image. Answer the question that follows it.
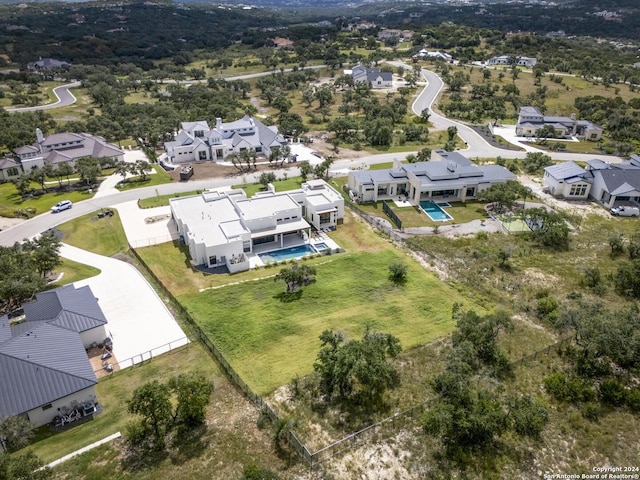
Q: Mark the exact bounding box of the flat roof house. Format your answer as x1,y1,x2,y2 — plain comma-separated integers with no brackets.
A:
170,179,344,271
164,115,287,164
0,285,107,428
348,150,516,204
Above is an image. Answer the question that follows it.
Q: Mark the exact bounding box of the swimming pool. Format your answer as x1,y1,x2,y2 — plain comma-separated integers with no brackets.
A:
314,242,329,251
258,244,317,263
419,200,453,222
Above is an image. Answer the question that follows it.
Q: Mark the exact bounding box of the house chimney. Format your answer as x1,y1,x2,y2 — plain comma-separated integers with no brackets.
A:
216,118,222,130
570,113,576,120
36,127,44,144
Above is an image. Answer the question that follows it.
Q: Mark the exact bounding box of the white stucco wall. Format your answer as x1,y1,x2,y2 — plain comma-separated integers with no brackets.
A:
26,386,97,428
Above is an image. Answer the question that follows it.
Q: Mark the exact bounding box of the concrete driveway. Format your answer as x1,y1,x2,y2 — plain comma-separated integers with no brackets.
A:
60,244,189,369
114,200,178,248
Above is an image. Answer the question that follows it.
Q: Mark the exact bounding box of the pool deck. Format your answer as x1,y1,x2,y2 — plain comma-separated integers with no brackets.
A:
248,231,341,268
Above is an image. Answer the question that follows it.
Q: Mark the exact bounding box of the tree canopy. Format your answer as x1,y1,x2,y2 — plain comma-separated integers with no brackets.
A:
313,327,402,411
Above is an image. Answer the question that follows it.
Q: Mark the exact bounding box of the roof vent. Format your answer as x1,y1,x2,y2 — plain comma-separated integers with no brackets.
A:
447,161,457,172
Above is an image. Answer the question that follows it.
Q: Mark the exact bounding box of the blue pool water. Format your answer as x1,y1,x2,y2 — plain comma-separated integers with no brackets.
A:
314,242,329,251
258,244,317,263
419,200,453,222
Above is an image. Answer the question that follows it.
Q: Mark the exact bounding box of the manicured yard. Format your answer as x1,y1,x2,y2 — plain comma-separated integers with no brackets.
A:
183,247,481,395
51,259,101,286
116,164,172,191
138,189,202,208
57,210,129,256
0,181,95,218
165,210,483,395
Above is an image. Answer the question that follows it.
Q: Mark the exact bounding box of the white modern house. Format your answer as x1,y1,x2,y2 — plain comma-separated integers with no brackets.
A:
487,55,537,68
347,150,516,204
10,129,123,172
542,161,592,199
0,285,107,428
413,49,453,62
351,65,393,89
164,116,287,164
515,106,603,141
170,179,344,271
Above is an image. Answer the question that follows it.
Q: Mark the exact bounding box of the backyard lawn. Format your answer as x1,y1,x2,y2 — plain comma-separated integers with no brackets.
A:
161,211,484,395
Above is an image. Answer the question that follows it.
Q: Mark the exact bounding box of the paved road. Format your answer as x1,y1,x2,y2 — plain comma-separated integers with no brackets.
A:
6,81,81,112
409,65,623,163
0,65,624,245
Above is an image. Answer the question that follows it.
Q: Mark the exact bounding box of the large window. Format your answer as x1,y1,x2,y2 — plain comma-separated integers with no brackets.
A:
319,212,332,225
253,235,275,246
7,167,19,176
569,184,588,196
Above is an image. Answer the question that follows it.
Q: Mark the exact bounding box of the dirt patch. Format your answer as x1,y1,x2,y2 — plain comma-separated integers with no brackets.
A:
523,267,560,289
518,174,610,218
166,161,290,183
323,430,423,480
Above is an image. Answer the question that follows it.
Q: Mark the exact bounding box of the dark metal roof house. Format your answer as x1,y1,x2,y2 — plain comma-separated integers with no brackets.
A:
0,285,107,427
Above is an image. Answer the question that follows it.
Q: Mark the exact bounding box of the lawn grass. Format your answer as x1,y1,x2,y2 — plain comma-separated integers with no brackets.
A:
138,189,203,208
117,164,172,191
234,176,303,197
123,91,158,104
50,259,101,286
57,210,129,257
0,181,95,218
25,345,210,463
176,211,483,395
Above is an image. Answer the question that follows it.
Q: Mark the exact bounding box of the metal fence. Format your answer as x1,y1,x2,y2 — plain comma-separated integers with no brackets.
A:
382,200,403,229
126,230,571,469
94,336,189,375
305,336,571,466
129,234,177,248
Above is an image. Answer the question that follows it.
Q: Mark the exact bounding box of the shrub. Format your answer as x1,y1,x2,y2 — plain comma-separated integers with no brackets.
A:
581,402,603,421
544,372,595,403
599,378,627,407
536,296,559,322
626,388,640,412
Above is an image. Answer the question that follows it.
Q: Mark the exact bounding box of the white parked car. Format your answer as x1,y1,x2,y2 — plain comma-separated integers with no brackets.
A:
610,206,639,217
51,200,73,213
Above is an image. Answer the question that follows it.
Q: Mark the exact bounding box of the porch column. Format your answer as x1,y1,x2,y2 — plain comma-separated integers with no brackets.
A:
280,234,284,247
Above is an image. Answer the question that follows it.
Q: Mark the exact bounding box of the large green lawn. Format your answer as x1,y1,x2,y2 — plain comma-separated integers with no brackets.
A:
117,164,172,191
181,248,482,395
0,181,95,218
57,210,129,256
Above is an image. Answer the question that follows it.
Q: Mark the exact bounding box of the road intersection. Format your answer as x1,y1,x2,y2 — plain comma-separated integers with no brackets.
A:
0,67,622,246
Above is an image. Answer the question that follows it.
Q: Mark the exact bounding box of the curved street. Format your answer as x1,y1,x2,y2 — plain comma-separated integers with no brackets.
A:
0,66,623,246
6,81,81,112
